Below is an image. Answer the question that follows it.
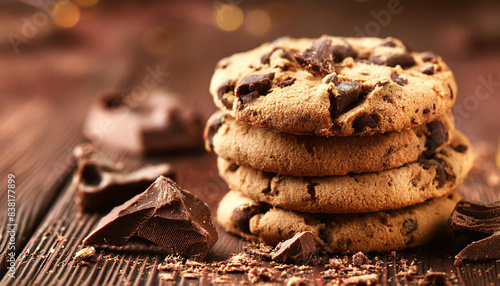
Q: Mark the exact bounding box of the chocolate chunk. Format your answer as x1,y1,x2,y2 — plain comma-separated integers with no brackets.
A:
277,76,296,88
371,53,416,68
217,79,235,109
423,120,448,157
423,108,430,114
204,113,225,151
402,219,418,234
235,73,275,104
352,114,380,133
307,182,318,200
83,176,217,259
449,200,500,265
232,203,268,234
272,231,316,264
331,43,357,63
419,64,435,75
260,47,294,65
390,72,407,86
422,51,438,62
329,81,365,118
453,144,468,153
352,252,370,266
294,38,334,76
325,73,338,84
421,159,450,188
73,147,175,211
84,90,203,153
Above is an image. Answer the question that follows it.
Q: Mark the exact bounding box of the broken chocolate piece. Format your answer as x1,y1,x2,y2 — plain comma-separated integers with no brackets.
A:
73,146,175,211
235,73,275,104
272,231,316,264
84,90,203,153
277,77,296,88
423,120,448,157
83,176,218,259
232,203,268,234
324,73,338,84
419,64,435,75
260,47,294,65
294,38,335,76
217,79,235,109
329,81,365,118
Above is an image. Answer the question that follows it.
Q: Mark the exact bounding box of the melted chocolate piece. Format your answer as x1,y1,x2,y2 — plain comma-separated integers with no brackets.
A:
422,51,438,62
235,73,275,104
232,203,268,234
352,114,380,133
449,200,500,265
83,176,217,259
204,113,225,151
390,72,407,86
272,231,316,264
73,146,175,211
277,76,296,88
217,79,235,109
423,120,448,157
260,47,294,65
419,64,435,75
329,81,365,119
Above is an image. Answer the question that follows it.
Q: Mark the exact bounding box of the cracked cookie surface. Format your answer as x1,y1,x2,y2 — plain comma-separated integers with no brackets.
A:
210,36,457,136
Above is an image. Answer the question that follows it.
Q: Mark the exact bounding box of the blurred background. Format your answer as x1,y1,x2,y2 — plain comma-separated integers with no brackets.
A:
1,0,499,143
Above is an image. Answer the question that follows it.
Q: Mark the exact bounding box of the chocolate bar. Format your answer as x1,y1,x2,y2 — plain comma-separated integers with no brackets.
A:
83,176,218,259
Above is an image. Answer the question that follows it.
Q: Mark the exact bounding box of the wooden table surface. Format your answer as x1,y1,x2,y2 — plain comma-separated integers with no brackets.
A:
1,1,500,285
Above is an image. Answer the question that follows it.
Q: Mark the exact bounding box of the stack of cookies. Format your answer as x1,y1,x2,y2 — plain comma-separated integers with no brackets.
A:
204,36,473,253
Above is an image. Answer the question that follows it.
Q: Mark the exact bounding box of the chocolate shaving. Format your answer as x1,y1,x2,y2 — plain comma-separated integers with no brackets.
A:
83,176,218,259
272,231,316,264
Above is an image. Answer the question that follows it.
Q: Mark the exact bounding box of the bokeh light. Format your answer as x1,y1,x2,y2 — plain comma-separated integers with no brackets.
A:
215,4,243,32
74,0,99,8
244,9,271,36
52,1,81,28
264,1,292,29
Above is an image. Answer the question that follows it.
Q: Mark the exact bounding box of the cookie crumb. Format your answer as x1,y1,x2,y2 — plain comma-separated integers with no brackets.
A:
74,246,95,262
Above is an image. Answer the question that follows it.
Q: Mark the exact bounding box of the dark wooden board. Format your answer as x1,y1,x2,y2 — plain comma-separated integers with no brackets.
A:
2,1,500,285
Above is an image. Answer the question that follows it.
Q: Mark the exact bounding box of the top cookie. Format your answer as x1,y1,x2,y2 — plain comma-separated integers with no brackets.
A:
210,36,457,136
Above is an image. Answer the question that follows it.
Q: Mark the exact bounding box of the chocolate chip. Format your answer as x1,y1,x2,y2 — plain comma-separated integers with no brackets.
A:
232,203,268,234
372,53,416,68
235,73,275,104
205,113,225,151
421,159,449,188
402,219,418,234
277,76,296,88
228,162,239,171
373,81,389,91
325,73,338,84
272,231,316,264
352,114,380,133
423,120,448,157
331,43,357,63
329,81,365,119
448,84,454,99
390,72,407,86
422,51,438,62
104,95,124,109
217,79,235,109
260,47,294,65
307,182,318,200
419,64,435,75
294,38,335,76
423,108,430,114
453,144,468,153
379,38,397,47
83,176,217,259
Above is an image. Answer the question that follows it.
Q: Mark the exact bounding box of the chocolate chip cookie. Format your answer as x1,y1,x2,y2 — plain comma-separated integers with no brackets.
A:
210,36,456,136
217,190,461,253
205,111,455,176
217,129,472,213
